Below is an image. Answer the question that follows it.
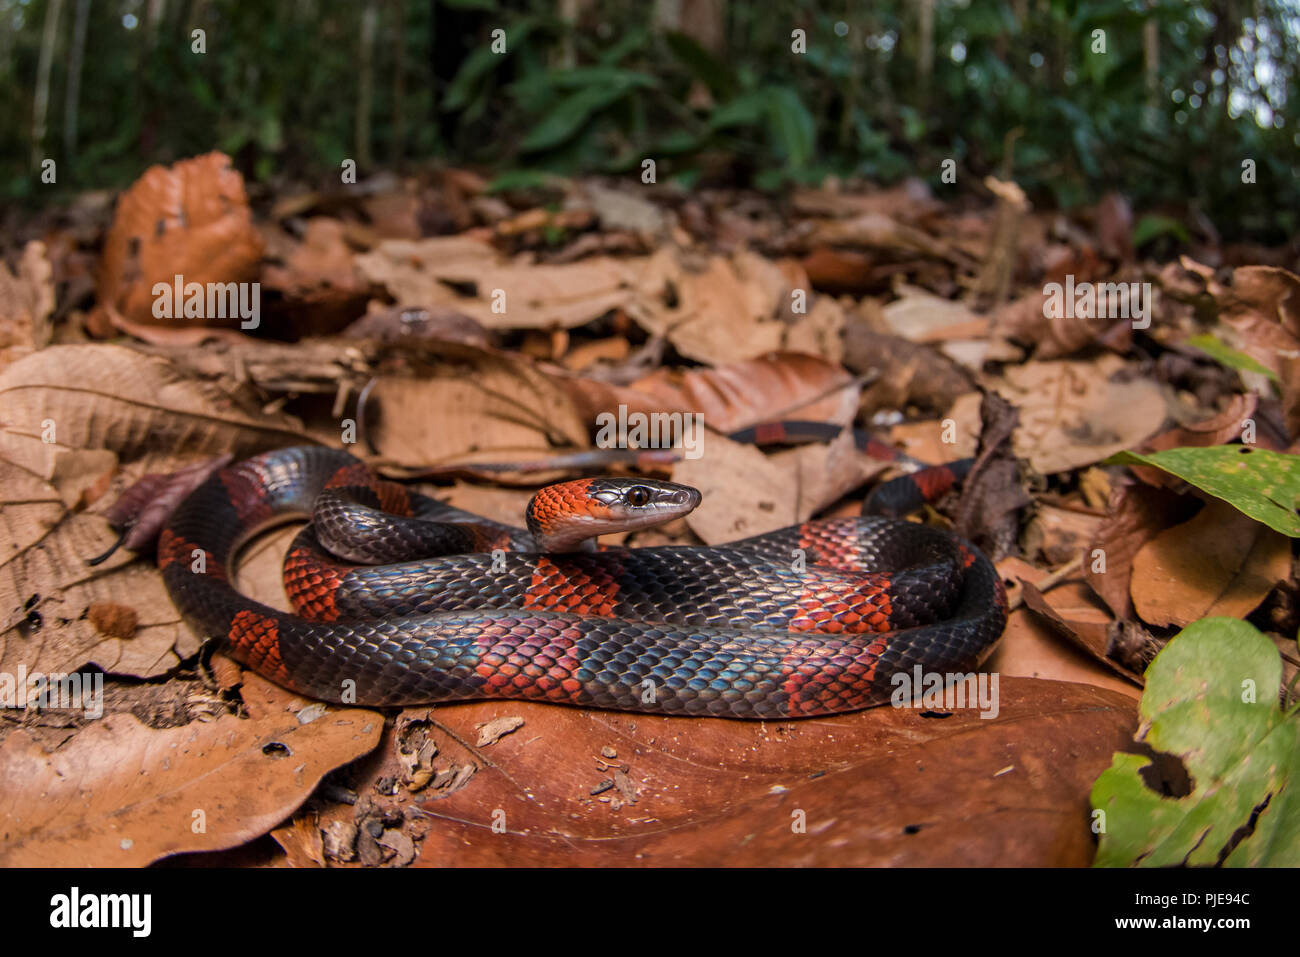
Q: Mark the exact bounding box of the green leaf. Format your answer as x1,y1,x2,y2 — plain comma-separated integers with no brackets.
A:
1091,617,1300,866
1132,213,1191,248
1186,334,1279,382
763,86,816,169
484,169,564,193
1106,446,1300,536
443,18,538,112
709,90,770,130
519,81,637,152
664,30,737,99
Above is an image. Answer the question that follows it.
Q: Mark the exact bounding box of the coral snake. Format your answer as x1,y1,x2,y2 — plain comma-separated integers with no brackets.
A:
158,446,1006,718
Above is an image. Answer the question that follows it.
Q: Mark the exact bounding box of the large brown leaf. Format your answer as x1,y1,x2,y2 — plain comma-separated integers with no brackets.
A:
407,680,1135,866
1130,498,1292,628
0,344,309,680
565,352,859,436
97,152,265,327
361,344,591,470
0,671,382,866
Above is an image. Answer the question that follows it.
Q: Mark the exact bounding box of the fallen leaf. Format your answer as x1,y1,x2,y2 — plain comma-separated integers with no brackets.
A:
410,681,1135,866
1130,499,1292,628
0,672,382,866
990,355,1168,474
97,152,265,327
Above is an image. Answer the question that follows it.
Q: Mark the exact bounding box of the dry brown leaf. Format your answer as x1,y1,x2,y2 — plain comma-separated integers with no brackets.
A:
988,355,1168,473
888,393,981,463
767,423,889,517
97,152,265,327
566,352,858,437
1016,577,1149,687
0,240,55,368
408,682,1135,866
673,434,798,544
362,345,590,469
1130,498,1292,628
990,557,1141,698
0,672,381,866
1214,265,1300,435
1022,503,1104,567
1084,481,1192,621
0,474,201,681
842,325,976,414
881,286,986,343
271,812,327,867
0,344,306,478
783,295,846,362
628,249,784,364
0,345,308,680
673,428,884,545
356,236,635,330
807,211,962,263
801,246,878,295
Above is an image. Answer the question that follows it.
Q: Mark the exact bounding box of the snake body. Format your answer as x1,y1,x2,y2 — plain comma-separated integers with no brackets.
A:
160,447,1006,718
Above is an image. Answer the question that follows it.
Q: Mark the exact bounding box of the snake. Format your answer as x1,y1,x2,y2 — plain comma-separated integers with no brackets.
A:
159,446,1006,718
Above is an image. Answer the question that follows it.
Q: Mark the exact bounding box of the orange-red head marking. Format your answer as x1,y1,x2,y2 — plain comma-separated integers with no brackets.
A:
526,478,701,552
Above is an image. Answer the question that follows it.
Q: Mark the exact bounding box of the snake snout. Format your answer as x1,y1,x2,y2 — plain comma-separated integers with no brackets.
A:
527,478,703,551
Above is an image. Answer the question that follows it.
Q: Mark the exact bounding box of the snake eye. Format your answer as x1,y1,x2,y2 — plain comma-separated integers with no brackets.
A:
626,486,651,507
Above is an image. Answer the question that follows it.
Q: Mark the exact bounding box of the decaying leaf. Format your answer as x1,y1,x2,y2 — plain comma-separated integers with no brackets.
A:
0,672,382,866
410,681,1136,867
97,152,265,327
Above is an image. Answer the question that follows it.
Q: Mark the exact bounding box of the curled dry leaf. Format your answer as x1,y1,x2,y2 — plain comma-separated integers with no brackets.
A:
102,453,234,553
628,249,784,364
990,556,1142,697
97,152,265,327
566,351,858,437
988,355,1168,474
1130,499,1292,629
0,344,307,680
1084,481,1194,621
993,287,1132,360
0,671,382,866
952,391,1028,559
361,344,590,470
356,236,636,331
842,324,976,415
1011,572,1149,688
261,217,373,336
409,684,1135,866
674,427,886,545
805,211,966,265
0,240,56,367
0,343,307,477
881,286,987,343
1214,265,1300,435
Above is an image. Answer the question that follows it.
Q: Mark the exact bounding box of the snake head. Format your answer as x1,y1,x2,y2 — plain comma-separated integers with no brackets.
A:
527,478,702,552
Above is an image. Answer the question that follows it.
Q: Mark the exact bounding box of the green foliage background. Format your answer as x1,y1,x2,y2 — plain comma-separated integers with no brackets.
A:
2,0,1298,241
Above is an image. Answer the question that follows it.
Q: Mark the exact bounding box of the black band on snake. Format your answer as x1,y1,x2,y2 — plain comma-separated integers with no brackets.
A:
159,447,1006,718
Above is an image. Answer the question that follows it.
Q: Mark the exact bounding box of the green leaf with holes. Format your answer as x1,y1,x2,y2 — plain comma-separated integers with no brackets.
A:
1091,618,1300,866
1106,446,1300,537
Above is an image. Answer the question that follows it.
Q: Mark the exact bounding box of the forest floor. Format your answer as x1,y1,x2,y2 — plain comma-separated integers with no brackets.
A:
1,152,1297,866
